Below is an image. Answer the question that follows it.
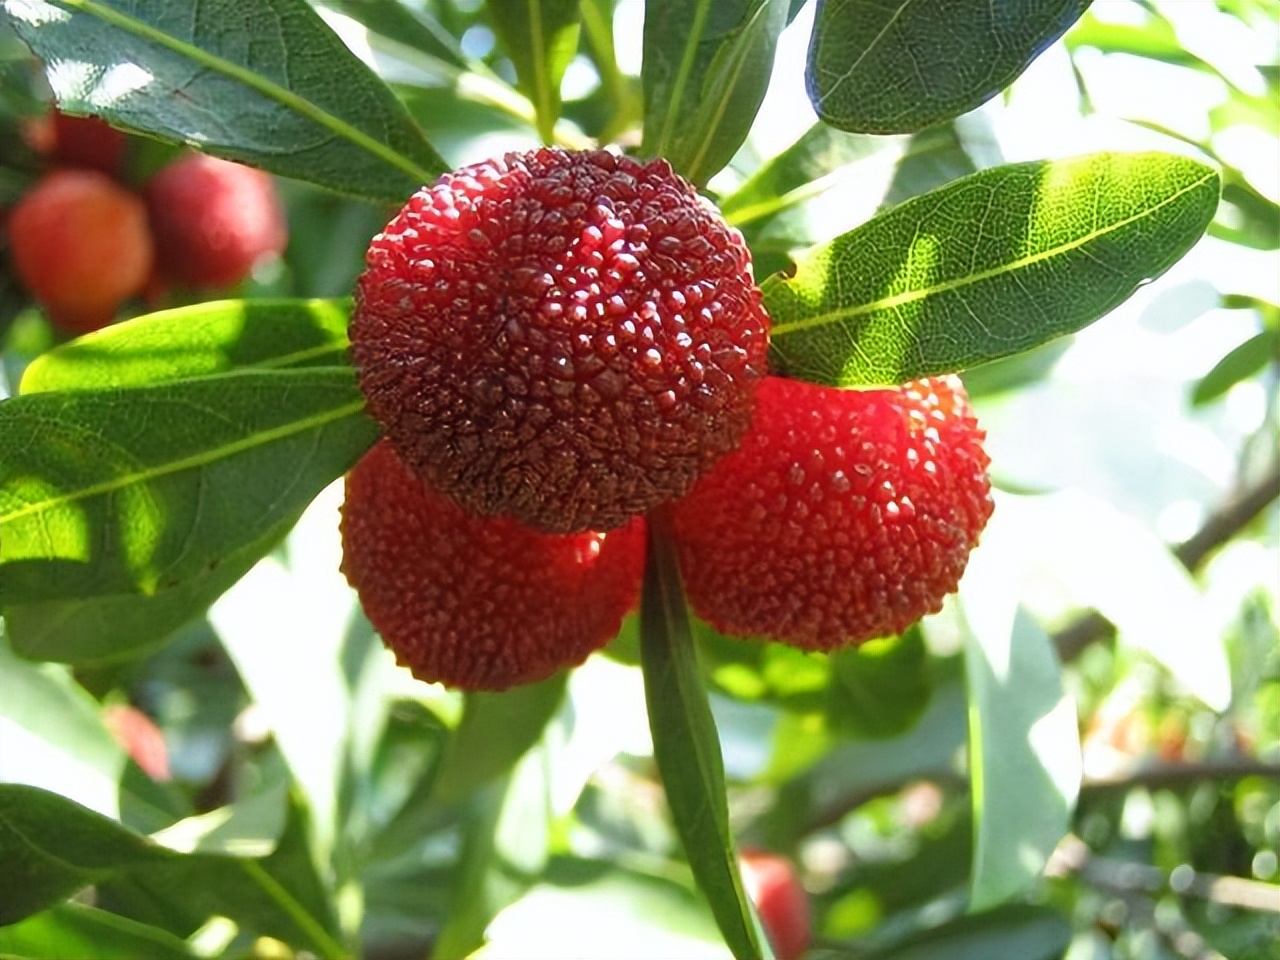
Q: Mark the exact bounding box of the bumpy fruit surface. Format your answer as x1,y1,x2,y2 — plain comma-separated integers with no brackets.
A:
668,376,993,650
8,169,153,333
739,849,811,960
341,441,645,691
145,153,286,288
351,148,770,534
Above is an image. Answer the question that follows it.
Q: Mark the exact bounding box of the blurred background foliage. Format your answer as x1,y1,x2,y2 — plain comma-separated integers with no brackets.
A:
0,1,1277,959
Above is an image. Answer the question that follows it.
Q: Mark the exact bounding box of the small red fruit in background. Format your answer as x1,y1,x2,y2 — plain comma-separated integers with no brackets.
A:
7,169,154,333
25,111,128,177
102,704,170,782
340,441,645,691
351,147,770,535
145,153,287,289
669,375,993,650
739,849,811,960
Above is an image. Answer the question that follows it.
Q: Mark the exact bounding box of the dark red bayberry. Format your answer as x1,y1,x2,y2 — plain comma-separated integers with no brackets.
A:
668,376,993,650
340,441,645,691
25,111,127,177
8,169,153,333
145,153,286,289
351,148,770,535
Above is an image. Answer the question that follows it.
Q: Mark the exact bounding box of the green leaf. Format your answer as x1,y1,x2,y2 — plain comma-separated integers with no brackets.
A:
0,903,196,959
324,0,468,69
805,0,1091,134
429,676,569,808
20,299,353,394
486,0,582,145
639,524,770,960
959,524,1080,912
0,784,171,925
862,904,1072,960
2,0,445,201
1192,328,1279,406
0,783,347,955
827,627,933,739
641,0,788,186
0,369,379,662
762,152,1221,387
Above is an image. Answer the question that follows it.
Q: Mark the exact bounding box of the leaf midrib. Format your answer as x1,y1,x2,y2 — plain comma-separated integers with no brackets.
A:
58,0,433,183
654,0,712,159
0,397,366,527
769,169,1216,338
683,0,774,185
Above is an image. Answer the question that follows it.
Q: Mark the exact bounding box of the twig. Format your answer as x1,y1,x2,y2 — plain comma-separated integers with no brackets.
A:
1055,463,1280,662
1048,832,1280,914
1081,756,1280,794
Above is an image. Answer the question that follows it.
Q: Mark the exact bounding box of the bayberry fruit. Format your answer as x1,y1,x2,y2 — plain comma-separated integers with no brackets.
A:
739,850,811,960
8,169,153,333
145,153,286,289
668,376,993,650
340,441,645,691
351,148,770,535
26,111,128,177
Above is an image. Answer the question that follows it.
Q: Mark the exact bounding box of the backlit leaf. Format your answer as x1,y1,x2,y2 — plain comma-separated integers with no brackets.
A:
762,152,1220,387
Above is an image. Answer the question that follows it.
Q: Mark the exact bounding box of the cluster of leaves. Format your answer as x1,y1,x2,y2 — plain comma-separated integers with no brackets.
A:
1,1,1276,959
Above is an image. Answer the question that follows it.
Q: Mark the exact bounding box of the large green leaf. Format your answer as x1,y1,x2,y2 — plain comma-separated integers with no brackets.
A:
0,368,379,662
639,525,770,960
0,784,347,955
0,903,196,960
805,0,1091,134
0,784,167,925
641,0,788,186
20,299,352,394
959,519,1080,912
1,0,444,200
862,904,1072,960
486,0,582,145
826,627,933,739
762,152,1220,387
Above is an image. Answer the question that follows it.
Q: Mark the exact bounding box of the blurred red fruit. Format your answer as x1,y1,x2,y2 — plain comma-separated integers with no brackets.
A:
102,704,170,782
25,111,128,177
145,153,287,289
739,849,811,960
8,169,154,333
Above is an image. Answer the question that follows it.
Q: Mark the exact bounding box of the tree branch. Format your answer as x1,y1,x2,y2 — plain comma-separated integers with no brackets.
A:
1080,756,1280,794
1055,462,1280,662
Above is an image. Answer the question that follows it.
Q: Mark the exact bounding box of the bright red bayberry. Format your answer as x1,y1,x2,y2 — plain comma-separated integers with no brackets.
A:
8,169,154,333
739,850,811,960
145,153,286,289
351,148,770,535
668,376,993,649
340,441,645,691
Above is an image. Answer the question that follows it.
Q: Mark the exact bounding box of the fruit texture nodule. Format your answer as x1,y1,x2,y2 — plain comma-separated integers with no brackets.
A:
350,147,770,535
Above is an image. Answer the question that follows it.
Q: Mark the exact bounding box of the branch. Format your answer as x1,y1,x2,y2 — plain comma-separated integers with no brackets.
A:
1055,462,1280,662
1048,832,1280,915
1081,756,1280,794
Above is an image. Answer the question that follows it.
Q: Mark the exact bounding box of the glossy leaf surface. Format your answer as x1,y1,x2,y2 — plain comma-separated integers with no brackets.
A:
762,152,1220,386
2,0,444,200
806,0,1091,133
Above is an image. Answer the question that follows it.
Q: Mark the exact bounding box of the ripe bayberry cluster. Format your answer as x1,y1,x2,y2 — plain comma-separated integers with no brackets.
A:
341,148,995,690
5,111,286,333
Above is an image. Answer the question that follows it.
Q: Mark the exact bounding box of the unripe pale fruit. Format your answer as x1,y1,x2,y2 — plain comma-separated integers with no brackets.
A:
351,147,770,535
145,153,286,289
668,376,993,649
340,441,645,691
8,169,154,333
739,849,811,960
